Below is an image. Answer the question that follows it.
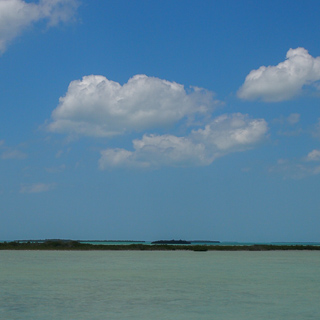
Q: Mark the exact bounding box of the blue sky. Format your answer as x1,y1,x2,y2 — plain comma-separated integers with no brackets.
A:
1,0,320,242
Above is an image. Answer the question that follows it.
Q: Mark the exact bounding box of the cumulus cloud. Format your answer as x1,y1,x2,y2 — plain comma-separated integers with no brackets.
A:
191,113,268,151
47,74,217,137
99,135,210,168
20,182,55,193
0,0,79,53
238,48,320,101
99,113,268,169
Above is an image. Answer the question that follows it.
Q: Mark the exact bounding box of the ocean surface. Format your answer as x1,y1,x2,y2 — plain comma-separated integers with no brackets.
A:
0,250,319,319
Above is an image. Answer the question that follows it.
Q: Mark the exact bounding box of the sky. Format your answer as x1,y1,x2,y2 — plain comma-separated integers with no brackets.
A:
1,0,320,242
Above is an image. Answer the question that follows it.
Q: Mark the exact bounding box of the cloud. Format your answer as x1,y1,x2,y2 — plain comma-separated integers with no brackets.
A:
191,113,268,151
99,113,268,169
306,149,320,162
20,182,56,193
99,135,210,168
270,160,320,179
0,140,27,159
272,113,302,137
0,0,79,53
47,74,218,137
238,48,320,101
287,113,300,125
273,113,300,125
270,150,320,179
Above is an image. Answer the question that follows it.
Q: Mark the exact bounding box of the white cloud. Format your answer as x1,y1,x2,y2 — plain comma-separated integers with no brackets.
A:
20,182,55,193
191,113,268,151
47,74,217,137
306,149,320,162
99,113,268,169
287,113,300,125
99,135,210,168
238,48,320,101
0,0,79,53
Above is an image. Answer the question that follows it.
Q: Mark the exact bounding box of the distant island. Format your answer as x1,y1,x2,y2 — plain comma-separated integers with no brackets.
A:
0,239,320,251
80,240,146,243
151,240,191,244
191,240,220,243
15,239,146,243
150,240,221,244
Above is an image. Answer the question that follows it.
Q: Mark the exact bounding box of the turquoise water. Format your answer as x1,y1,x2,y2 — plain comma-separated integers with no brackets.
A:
0,251,319,319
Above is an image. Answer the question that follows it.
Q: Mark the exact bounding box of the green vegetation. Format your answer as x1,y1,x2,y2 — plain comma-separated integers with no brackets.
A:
0,240,319,251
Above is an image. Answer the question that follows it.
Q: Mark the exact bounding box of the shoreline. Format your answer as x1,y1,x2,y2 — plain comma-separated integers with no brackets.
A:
1,241,320,251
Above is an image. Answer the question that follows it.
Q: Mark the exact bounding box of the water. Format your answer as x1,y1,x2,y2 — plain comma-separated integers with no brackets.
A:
0,251,319,319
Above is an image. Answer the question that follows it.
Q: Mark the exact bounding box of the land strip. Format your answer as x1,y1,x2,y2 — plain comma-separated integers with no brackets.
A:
1,240,320,251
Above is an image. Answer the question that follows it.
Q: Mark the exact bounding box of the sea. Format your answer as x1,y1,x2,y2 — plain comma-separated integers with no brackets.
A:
0,250,319,319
